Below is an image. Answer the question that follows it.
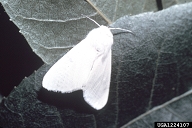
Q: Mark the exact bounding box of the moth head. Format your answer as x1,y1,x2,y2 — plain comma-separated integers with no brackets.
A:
86,25,113,55
83,15,133,54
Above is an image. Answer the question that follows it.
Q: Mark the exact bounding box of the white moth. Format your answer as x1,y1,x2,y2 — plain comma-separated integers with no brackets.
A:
42,16,132,110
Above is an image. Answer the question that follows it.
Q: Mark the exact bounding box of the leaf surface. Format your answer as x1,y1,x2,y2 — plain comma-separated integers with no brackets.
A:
0,1,192,128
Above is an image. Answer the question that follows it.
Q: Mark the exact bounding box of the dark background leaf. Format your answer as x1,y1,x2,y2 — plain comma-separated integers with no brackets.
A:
121,90,192,127
110,3,192,126
0,1,192,128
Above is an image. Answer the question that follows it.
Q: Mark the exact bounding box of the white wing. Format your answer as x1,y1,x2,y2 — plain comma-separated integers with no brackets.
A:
83,50,111,110
42,26,113,110
42,39,98,93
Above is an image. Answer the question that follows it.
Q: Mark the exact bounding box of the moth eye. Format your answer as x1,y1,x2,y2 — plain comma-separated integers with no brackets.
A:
95,45,104,53
96,47,101,52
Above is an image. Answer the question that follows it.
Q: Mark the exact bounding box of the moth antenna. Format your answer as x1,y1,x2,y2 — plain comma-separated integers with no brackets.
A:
110,28,134,35
81,14,100,27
